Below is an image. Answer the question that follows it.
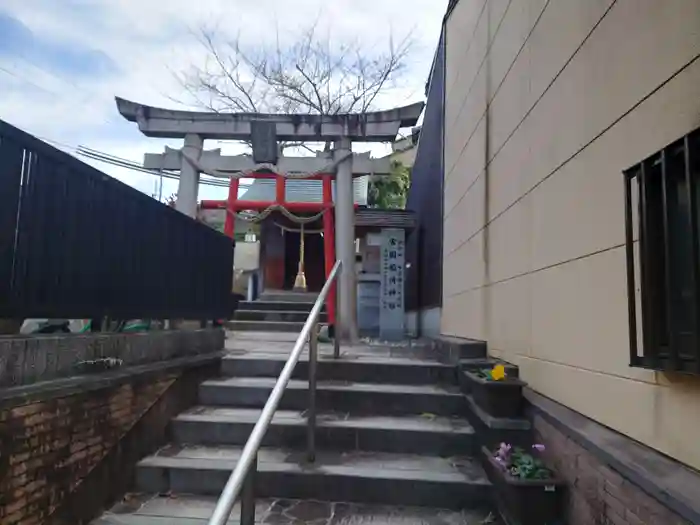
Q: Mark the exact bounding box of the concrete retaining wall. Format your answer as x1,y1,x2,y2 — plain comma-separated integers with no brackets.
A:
0,329,224,388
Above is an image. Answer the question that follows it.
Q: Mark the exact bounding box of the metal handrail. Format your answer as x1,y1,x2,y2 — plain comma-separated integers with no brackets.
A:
207,260,343,525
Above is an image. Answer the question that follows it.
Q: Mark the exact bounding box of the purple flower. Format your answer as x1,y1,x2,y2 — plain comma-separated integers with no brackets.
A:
496,443,512,456
532,444,546,452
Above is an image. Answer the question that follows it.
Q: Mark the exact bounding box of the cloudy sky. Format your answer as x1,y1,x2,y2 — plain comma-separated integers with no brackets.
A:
0,0,446,202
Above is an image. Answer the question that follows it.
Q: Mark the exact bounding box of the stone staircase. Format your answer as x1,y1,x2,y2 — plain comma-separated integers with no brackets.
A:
91,303,527,523
227,291,327,333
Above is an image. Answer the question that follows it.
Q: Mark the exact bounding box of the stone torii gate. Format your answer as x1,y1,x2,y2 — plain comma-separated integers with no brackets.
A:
115,96,424,341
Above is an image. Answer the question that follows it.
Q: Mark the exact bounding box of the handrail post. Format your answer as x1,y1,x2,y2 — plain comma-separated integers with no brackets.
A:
206,260,341,525
240,452,257,525
307,322,318,463
333,279,341,359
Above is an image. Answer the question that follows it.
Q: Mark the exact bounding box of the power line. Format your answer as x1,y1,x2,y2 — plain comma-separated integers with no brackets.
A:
0,64,59,96
73,145,251,189
26,132,250,190
0,65,18,78
1,55,124,129
1,49,247,190
77,149,234,188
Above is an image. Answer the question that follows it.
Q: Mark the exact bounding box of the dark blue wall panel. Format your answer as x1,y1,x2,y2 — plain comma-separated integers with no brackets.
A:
405,28,445,311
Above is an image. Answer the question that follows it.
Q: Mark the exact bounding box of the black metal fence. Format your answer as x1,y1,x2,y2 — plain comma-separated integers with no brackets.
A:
624,127,700,375
0,120,234,321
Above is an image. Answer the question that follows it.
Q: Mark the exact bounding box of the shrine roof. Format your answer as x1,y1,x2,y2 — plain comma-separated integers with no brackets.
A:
115,97,424,142
355,208,416,230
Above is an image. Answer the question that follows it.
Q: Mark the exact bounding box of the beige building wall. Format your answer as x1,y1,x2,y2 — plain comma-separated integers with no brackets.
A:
391,147,417,168
442,0,700,470
391,138,417,167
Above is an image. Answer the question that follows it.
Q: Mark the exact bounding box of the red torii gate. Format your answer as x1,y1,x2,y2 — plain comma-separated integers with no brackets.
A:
200,171,340,325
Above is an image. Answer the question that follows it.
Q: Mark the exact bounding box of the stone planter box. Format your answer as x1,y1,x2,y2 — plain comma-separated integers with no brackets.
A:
482,446,564,525
458,361,518,395
462,370,525,418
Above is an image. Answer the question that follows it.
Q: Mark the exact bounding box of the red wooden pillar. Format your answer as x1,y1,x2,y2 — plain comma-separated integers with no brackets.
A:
322,174,336,325
223,177,240,239
276,175,286,205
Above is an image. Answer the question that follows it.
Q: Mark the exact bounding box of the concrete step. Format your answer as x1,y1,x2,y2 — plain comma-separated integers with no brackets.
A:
226,320,310,332
233,310,328,323
198,377,466,416
259,291,319,303
221,353,457,385
238,300,321,312
171,407,476,456
135,445,491,510
433,336,488,363
93,493,498,524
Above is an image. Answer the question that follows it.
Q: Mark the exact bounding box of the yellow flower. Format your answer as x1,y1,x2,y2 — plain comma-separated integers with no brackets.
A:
491,364,506,381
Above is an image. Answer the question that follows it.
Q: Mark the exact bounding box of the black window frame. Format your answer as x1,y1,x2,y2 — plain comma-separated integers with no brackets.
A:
624,128,700,375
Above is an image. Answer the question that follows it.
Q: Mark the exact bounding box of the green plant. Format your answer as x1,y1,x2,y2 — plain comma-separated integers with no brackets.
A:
367,160,411,209
493,443,553,480
476,369,493,380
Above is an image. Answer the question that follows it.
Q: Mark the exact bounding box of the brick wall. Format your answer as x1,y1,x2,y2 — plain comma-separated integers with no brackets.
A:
533,414,690,525
0,376,175,525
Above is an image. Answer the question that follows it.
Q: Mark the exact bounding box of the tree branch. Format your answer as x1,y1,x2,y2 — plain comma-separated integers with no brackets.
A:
173,17,415,120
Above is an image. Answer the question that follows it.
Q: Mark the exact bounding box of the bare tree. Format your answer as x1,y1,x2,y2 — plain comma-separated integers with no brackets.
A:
174,20,414,151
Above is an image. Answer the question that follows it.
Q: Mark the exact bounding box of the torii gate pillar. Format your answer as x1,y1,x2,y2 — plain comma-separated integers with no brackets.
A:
334,138,358,342
176,133,203,217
